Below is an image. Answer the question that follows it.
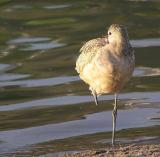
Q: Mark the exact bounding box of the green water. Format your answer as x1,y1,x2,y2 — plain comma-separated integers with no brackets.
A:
0,0,160,156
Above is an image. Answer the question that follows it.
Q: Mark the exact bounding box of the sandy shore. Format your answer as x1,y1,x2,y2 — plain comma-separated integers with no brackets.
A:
60,144,160,157
4,143,160,156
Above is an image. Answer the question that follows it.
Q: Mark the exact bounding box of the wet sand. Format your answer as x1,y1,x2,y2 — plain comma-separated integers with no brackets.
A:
59,144,160,157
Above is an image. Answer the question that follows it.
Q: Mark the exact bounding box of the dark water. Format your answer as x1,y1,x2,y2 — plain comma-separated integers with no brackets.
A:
0,0,160,156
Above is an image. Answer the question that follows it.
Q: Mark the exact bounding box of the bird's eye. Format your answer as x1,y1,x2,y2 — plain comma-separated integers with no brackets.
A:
108,32,112,35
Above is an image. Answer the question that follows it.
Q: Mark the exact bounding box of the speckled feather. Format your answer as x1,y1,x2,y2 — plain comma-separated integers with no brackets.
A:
76,38,108,73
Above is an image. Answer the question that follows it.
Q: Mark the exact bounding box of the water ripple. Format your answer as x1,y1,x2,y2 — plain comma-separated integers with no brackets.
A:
0,107,158,154
7,37,65,51
0,92,160,111
44,4,72,10
21,41,65,51
0,73,30,81
0,64,14,72
133,67,160,77
0,76,79,88
131,38,160,48
8,37,50,44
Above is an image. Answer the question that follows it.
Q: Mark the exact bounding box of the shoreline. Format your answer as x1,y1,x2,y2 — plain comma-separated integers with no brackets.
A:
55,144,160,157
3,143,160,156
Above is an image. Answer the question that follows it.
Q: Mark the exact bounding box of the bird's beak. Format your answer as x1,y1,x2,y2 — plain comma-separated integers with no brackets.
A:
105,35,109,44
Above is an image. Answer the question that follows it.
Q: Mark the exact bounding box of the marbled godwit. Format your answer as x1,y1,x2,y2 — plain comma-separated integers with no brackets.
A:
76,24,135,146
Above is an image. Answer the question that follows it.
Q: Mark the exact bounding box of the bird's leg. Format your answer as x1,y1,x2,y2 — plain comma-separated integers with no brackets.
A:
93,91,98,106
89,87,98,106
112,93,118,147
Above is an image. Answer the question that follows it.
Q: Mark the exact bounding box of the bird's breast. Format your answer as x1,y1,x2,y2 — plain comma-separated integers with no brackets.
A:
80,50,134,94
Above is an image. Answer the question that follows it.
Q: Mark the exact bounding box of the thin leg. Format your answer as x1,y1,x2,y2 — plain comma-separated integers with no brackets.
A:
112,93,118,146
92,90,98,106
89,87,98,106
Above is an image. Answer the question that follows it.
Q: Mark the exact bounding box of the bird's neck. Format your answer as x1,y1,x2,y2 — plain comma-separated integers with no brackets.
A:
113,38,130,56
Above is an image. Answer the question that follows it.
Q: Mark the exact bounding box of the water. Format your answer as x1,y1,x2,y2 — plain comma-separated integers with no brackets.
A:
0,0,160,156
0,108,159,154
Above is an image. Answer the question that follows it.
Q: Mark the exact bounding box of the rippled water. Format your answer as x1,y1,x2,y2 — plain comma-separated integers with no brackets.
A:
0,0,160,156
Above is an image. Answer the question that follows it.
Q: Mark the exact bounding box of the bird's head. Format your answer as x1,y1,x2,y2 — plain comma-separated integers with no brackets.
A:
107,24,129,45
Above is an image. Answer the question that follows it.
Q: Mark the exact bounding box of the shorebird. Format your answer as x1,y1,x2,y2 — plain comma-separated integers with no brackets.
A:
75,24,135,146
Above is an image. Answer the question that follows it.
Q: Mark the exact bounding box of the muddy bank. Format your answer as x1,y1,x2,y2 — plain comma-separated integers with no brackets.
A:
54,144,160,157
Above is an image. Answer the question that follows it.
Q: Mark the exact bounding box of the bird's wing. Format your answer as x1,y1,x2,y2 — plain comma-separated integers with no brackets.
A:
76,38,105,74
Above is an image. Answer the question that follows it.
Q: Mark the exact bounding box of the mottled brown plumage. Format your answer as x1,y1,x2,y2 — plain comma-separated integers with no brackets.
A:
76,37,108,74
75,24,135,146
